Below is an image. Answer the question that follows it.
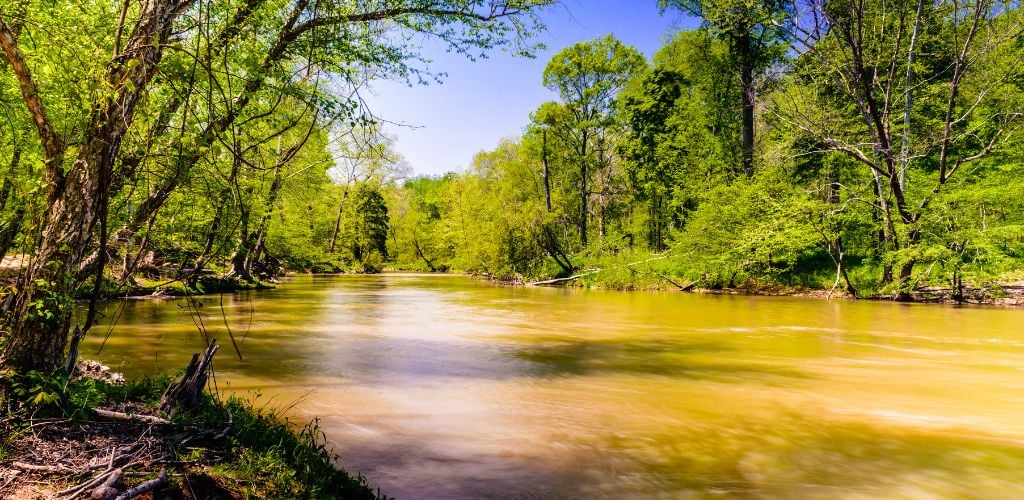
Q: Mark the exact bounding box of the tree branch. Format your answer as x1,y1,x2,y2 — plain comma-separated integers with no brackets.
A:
287,4,524,42
0,15,65,198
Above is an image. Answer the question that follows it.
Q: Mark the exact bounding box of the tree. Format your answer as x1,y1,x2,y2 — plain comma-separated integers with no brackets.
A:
0,0,551,375
328,124,409,257
772,0,1024,293
347,184,390,265
541,34,646,247
618,30,735,250
660,0,791,176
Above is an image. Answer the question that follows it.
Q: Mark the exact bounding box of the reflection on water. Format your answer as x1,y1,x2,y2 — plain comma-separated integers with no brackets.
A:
82,274,1024,498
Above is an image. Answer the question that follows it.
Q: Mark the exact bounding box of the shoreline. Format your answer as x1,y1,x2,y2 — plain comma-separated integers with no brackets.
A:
100,268,1024,308
6,253,1022,308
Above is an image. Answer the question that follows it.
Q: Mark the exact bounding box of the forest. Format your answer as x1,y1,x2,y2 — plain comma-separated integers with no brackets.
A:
1,0,1023,496
382,1,1024,302
1,1,1023,380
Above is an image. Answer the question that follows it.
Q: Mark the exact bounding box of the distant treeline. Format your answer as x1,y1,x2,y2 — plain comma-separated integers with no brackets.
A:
383,1,1024,298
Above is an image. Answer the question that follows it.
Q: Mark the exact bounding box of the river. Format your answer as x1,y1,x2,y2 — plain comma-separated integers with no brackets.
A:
82,273,1024,498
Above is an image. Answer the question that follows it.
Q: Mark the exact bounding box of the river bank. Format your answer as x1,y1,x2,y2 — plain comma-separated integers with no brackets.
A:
7,252,1022,307
458,266,1024,307
66,274,1024,497
0,365,384,499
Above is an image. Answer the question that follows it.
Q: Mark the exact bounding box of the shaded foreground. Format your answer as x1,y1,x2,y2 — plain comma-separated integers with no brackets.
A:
0,372,382,499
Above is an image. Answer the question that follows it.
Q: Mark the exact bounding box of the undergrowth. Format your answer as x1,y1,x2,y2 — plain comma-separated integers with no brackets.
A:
1,372,384,499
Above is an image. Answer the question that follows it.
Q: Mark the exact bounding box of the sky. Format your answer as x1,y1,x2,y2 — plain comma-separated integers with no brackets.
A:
360,0,701,177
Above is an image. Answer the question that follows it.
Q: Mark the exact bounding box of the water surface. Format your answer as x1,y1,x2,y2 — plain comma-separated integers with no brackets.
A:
83,274,1024,498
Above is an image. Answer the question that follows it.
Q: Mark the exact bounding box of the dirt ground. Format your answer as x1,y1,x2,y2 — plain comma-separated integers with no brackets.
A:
0,254,27,270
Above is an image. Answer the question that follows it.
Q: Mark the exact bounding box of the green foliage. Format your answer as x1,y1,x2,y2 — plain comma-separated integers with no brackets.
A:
347,184,391,263
379,4,1024,297
5,370,169,419
543,34,648,124
660,0,791,68
25,278,73,332
200,397,381,499
8,370,66,410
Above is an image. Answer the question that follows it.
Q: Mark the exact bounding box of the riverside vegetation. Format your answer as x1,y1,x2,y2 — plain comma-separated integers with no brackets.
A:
386,3,1024,303
0,0,551,496
1,0,1024,497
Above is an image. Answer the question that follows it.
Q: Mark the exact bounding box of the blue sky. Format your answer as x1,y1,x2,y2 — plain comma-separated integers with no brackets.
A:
361,0,701,176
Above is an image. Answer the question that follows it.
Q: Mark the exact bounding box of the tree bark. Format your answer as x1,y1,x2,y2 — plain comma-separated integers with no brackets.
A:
542,129,552,212
247,159,285,276
328,188,350,255
159,340,219,416
579,129,588,247
1,0,188,373
228,205,253,281
411,231,436,272
738,30,755,177
0,146,24,262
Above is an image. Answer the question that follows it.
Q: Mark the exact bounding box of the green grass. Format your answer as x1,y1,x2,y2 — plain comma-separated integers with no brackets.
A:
193,396,383,499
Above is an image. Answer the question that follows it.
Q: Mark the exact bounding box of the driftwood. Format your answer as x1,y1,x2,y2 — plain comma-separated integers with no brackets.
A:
114,470,167,500
528,253,677,287
54,445,139,498
57,467,122,498
528,269,601,286
159,340,219,416
625,264,697,291
93,408,172,425
11,462,73,473
88,468,123,500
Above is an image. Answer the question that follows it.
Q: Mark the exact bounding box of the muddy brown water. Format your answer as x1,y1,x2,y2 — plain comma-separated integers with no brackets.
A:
82,273,1024,498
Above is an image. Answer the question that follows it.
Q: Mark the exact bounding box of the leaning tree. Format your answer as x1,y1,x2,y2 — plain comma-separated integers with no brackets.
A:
0,0,550,375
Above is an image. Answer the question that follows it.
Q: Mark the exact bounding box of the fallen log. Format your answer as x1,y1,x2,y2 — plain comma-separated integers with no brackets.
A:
56,467,121,498
528,269,600,286
11,462,73,473
115,470,167,500
88,468,123,500
625,264,697,291
93,408,172,425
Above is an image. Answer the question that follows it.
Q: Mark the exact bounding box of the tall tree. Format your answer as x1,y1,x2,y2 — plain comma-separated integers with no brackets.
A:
618,30,735,250
773,0,1024,293
541,34,646,247
660,0,790,176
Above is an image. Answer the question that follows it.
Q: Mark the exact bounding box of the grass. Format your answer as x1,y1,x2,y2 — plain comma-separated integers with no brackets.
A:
194,395,383,499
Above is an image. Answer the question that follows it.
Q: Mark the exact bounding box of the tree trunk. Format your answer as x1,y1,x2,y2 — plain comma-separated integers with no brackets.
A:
159,340,219,416
228,205,253,281
1,0,182,374
579,129,588,247
738,31,755,177
542,129,552,212
0,146,24,262
328,188,350,255
3,141,118,372
899,0,925,190
247,160,285,275
870,169,897,285
193,189,230,276
411,231,436,272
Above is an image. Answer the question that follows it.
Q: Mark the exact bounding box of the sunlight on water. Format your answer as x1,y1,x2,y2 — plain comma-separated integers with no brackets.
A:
82,274,1024,498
